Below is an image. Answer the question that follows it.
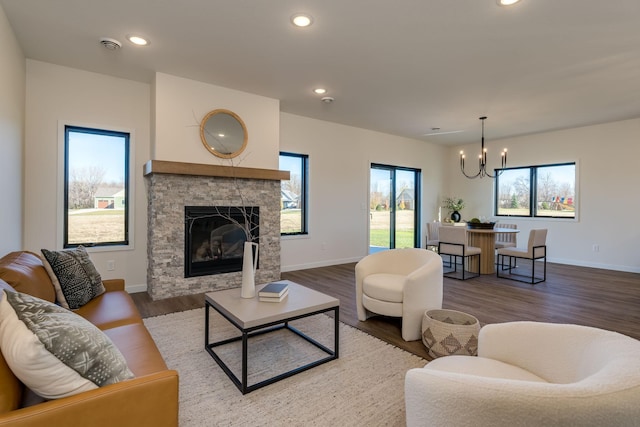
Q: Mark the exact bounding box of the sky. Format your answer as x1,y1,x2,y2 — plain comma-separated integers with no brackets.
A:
68,130,126,184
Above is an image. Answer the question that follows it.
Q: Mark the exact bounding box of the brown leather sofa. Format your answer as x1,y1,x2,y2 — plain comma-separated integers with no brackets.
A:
0,251,179,427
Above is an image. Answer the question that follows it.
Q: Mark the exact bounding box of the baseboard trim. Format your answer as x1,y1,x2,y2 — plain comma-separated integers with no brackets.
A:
126,283,148,294
548,257,640,274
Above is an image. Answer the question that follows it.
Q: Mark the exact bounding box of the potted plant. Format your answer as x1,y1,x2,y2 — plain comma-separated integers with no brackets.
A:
443,197,465,222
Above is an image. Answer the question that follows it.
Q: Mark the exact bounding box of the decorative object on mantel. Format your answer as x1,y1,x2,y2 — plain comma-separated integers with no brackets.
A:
460,116,508,179
443,197,465,223
200,109,248,159
241,241,259,298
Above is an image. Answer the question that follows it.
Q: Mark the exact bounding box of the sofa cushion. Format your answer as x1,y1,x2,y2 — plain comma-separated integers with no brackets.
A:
0,251,56,302
0,290,134,399
103,323,169,377
424,355,548,383
76,290,143,330
41,246,105,309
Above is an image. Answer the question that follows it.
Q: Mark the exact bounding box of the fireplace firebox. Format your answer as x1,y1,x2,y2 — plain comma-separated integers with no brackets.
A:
184,206,259,278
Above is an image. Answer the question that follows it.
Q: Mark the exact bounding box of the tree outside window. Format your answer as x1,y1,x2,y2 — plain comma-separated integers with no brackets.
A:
495,163,576,218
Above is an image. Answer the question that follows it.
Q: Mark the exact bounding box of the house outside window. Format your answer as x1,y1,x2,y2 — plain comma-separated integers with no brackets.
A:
495,162,576,219
64,125,130,248
279,152,308,235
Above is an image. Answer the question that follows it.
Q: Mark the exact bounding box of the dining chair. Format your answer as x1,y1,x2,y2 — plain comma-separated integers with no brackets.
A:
425,222,440,252
496,229,547,284
438,226,481,280
494,223,517,249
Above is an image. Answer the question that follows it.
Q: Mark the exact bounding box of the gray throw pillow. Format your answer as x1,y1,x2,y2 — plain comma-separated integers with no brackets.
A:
0,290,134,399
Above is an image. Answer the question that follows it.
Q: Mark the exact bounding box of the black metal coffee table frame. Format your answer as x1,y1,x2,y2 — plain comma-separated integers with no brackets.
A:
205,300,339,394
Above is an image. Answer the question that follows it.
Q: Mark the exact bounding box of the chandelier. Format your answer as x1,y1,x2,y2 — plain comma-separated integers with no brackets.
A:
460,116,507,179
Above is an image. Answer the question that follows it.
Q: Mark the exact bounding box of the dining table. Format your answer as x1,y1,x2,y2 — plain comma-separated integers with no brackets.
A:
466,227,520,274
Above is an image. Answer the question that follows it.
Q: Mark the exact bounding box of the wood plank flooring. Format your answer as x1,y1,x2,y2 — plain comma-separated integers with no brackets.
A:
132,261,640,360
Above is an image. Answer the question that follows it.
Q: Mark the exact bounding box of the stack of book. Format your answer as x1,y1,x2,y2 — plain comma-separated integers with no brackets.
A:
258,281,289,302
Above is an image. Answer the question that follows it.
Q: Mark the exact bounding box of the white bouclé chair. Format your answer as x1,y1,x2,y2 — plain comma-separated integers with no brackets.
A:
405,321,640,426
355,248,443,341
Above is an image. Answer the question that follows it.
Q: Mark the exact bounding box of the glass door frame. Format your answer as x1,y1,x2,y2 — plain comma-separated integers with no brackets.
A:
369,163,421,252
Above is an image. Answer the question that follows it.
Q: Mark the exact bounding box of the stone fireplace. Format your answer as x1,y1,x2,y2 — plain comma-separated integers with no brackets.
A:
144,160,288,300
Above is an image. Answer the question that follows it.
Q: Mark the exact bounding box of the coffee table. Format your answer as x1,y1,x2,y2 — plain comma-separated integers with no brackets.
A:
204,280,340,394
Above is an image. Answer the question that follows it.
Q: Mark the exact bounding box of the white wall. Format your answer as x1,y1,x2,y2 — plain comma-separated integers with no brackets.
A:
24,60,151,289
153,72,279,169
279,113,447,271
0,5,25,254
446,118,640,273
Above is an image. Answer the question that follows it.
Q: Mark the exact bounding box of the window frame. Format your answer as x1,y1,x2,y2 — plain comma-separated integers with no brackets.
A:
494,161,577,219
279,151,309,236
62,124,133,250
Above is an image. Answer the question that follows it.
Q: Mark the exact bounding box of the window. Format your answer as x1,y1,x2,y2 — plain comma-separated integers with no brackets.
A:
279,152,308,235
495,162,576,218
369,164,421,252
64,126,130,247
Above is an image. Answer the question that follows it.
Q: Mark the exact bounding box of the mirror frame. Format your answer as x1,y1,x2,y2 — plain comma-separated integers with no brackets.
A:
199,109,248,159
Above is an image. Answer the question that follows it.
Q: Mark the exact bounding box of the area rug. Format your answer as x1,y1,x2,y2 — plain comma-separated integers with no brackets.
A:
143,308,427,426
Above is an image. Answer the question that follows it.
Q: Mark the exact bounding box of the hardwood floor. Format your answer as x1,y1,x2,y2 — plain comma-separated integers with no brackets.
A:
132,261,640,360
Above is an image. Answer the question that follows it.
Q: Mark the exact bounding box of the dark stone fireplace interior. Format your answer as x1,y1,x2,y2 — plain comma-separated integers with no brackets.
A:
184,206,259,278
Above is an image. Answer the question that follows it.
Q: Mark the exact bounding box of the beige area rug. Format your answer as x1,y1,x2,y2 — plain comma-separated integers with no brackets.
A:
144,308,427,426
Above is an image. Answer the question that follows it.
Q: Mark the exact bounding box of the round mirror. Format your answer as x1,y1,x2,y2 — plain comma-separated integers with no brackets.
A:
200,109,248,159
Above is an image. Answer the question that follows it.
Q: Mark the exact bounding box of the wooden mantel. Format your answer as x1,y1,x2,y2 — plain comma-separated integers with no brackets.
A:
143,160,290,181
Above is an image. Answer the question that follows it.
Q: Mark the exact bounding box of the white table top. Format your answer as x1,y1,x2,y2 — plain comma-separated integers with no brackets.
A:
205,280,339,329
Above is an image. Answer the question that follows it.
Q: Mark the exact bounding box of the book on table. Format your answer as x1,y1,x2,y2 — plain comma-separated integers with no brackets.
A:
258,281,289,297
259,288,289,303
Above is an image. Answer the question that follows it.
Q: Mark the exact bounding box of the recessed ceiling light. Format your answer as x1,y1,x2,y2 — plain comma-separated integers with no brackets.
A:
313,88,327,95
291,14,313,27
127,35,149,46
497,0,521,5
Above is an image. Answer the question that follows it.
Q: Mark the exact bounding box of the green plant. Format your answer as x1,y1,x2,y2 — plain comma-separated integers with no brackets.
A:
443,197,465,212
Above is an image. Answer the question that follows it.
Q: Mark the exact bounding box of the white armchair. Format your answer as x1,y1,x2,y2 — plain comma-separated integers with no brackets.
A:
405,321,640,426
355,248,443,341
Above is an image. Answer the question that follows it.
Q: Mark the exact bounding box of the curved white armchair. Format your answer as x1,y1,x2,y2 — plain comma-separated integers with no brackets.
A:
355,248,443,341
405,321,640,426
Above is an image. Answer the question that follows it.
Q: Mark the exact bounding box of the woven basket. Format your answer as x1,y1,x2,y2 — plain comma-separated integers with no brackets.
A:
421,309,480,358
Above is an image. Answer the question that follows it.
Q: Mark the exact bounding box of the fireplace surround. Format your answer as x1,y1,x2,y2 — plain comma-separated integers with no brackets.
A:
144,160,288,300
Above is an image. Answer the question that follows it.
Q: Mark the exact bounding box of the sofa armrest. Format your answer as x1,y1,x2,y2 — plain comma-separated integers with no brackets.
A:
102,279,125,292
0,370,179,427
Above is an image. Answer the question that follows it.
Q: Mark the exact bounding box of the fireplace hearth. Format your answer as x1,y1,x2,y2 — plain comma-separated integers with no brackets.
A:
184,206,259,278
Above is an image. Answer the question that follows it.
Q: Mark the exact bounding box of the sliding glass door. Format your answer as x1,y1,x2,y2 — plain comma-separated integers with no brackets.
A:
369,164,421,253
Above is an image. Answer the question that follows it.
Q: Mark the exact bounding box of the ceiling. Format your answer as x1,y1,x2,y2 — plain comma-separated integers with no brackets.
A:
2,0,640,145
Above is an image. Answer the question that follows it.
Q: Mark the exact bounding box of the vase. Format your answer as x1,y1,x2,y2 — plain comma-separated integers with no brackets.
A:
241,241,259,298
451,211,461,222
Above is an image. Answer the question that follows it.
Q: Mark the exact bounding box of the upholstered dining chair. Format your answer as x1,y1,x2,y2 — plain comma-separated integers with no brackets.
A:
438,226,481,280
494,223,517,249
425,222,440,252
405,321,640,427
497,228,547,284
355,248,443,341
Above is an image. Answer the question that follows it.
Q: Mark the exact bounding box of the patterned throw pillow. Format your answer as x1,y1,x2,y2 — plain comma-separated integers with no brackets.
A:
0,290,134,399
41,246,105,309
